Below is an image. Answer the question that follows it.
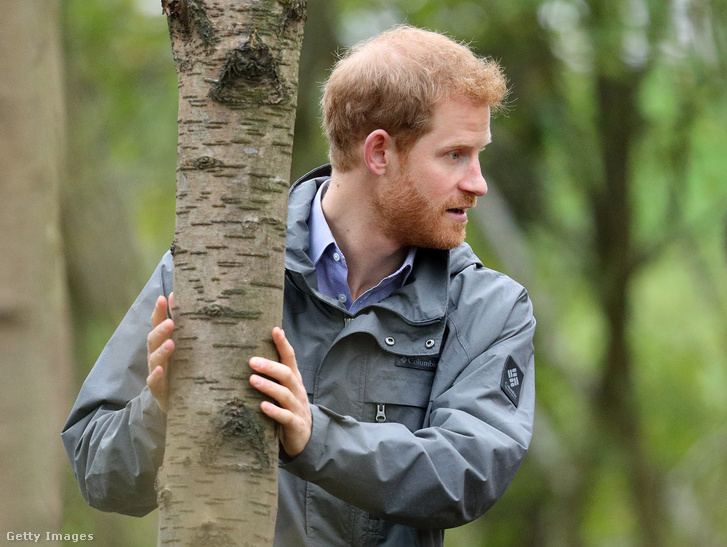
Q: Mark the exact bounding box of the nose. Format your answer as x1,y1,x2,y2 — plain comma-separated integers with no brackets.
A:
459,160,488,197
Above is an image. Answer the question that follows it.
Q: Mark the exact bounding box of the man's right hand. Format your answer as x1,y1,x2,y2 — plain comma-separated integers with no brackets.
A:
147,293,174,413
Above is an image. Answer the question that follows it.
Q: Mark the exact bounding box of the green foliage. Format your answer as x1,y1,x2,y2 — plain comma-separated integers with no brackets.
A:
61,0,727,544
61,1,176,544
63,0,177,266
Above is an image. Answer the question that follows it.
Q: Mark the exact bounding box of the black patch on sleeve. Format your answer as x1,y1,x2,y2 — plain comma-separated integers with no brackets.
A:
500,356,524,407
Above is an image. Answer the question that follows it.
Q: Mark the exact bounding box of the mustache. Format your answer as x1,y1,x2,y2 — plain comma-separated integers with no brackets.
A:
444,195,478,210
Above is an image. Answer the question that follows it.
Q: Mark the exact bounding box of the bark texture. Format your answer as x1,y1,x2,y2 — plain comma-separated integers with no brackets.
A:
0,0,71,540
157,2,305,545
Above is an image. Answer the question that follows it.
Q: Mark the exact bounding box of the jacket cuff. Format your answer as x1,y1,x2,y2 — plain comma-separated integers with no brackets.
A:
279,404,329,476
134,385,167,440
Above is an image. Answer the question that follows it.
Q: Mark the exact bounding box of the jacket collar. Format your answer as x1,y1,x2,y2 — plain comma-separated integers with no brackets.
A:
285,166,330,293
285,165,450,324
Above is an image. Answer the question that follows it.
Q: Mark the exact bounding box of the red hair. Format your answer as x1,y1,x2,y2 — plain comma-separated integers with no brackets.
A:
321,25,508,172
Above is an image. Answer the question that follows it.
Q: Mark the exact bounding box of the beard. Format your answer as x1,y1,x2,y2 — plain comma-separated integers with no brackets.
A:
372,162,477,250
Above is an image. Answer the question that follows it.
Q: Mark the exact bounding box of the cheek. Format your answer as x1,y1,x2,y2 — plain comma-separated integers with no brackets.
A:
424,179,457,203
410,167,449,199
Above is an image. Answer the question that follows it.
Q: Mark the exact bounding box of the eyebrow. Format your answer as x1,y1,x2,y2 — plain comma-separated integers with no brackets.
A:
443,137,492,151
447,142,491,154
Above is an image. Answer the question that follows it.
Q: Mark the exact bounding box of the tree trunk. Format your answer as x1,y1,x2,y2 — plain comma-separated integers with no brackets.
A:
592,74,667,547
0,0,71,540
156,1,305,545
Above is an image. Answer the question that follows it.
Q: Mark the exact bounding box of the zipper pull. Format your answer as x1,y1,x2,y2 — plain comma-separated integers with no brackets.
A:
375,404,387,423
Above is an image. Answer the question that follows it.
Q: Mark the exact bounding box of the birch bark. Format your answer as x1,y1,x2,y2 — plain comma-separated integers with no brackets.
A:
156,1,305,545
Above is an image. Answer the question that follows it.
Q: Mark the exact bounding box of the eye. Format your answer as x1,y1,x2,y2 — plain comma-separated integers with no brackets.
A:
448,151,461,161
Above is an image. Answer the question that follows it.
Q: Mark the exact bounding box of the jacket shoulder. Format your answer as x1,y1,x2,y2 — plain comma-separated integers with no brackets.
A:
448,243,527,300
446,244,533,353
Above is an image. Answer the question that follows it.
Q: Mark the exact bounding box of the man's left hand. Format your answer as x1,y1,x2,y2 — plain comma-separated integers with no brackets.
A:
249,327,312,458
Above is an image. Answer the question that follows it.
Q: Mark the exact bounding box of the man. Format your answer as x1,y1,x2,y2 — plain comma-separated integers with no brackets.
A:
63,25,536,546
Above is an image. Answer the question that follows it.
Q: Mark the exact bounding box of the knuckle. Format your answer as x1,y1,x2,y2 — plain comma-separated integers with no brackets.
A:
282,368,296,384
153,348,167,364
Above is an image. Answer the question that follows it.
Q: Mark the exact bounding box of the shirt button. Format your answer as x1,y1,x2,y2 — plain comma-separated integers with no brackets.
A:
338,294,347,303
425,339,436,349
333,252,341,262
385,337,395,346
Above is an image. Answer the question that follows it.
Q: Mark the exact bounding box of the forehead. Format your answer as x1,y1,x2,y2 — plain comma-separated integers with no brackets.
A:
423,98,492,148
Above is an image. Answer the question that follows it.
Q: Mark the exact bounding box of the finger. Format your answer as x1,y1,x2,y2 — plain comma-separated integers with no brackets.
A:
258,391,311,458
249,373,300,412
148,338,174,374
147,365,168,414
271,328,305,394
147,365,165,394
168,292,173,316
147,318,174,354
249,356,299,394
151,295,169,328
250,353,309,407
272,327,297,370
259,400,296,426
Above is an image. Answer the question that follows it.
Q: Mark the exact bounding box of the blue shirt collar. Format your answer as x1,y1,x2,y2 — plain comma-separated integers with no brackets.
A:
308,179,336,266
306,179,416,312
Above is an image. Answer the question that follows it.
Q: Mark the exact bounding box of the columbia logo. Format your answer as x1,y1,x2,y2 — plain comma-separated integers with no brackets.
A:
507,368,520,388
501,357,524,408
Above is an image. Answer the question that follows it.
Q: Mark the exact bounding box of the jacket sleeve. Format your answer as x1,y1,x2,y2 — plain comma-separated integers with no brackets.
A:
281,282,536,529
61,252,173,516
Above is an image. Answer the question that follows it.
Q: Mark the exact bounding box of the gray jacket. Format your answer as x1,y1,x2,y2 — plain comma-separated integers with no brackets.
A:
62,165,536,546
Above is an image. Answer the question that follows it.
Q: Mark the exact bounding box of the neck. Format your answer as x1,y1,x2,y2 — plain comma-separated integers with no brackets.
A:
322,169,409,301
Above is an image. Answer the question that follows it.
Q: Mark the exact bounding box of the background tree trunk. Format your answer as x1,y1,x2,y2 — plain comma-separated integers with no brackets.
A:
156,1,305,545
0,0,71,540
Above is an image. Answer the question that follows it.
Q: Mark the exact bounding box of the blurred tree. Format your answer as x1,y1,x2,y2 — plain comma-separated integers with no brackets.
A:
61,0,170,374
156,1,305,545
0,0,71,540
291,0,340,179
60,0,175,544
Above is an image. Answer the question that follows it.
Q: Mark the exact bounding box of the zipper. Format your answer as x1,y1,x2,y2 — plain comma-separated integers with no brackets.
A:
375,404,387,423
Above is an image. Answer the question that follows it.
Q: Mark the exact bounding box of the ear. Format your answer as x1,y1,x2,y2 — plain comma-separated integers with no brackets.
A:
363,130,393,176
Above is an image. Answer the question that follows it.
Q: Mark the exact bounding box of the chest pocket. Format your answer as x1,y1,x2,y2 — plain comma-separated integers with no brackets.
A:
363,357,435,432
